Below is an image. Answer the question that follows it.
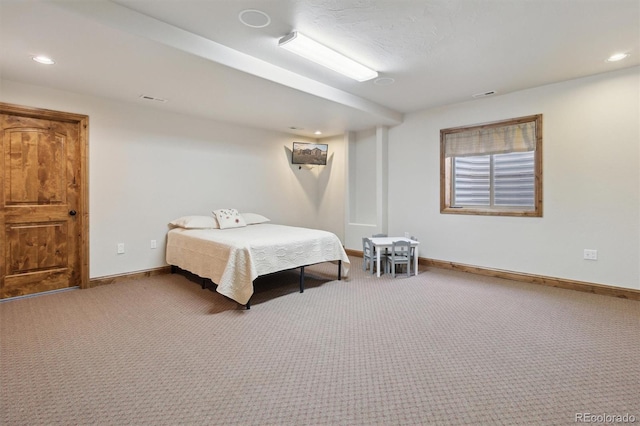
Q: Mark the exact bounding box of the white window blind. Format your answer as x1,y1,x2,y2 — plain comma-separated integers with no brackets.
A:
453,151,535,207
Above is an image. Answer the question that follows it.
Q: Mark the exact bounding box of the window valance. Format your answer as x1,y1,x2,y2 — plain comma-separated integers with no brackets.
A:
444,121,536,158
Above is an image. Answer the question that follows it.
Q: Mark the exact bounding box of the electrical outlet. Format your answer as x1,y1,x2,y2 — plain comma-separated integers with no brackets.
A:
150,239,157,249
583,249,598,260
117,243,125,254
404,232,410,238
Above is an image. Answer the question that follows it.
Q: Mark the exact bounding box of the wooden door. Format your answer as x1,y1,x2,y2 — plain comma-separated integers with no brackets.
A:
1,103,88,298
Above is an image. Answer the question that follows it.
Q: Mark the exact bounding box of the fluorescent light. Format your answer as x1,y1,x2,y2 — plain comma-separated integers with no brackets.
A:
279,31,378,82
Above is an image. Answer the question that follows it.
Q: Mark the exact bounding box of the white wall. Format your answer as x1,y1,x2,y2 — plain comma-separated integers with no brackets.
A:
1,80,341,278
350,128,377,225
386,66,640,290
344,127,390,249
316,133,346,241
4,66,638,290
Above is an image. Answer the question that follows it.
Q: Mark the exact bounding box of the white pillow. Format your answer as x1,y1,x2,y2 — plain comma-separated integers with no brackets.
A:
212,208,247,229
241,213,270,225
169,215,219,229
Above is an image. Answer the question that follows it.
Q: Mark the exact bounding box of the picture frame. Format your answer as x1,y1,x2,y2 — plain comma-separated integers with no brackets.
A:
292,142,328,166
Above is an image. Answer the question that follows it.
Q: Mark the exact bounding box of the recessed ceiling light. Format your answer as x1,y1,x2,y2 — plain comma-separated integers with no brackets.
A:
606,53,629,62
239,9,271,28
314,130,322,135
32,55,54,65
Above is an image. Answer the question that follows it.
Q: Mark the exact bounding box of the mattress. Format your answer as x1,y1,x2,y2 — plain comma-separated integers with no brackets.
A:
166,223,350,305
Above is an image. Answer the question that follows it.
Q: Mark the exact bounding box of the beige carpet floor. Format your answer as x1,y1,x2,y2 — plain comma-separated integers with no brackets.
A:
1,258,639,425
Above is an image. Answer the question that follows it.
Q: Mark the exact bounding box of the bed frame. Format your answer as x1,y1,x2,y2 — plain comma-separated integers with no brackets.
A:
171,260,342,309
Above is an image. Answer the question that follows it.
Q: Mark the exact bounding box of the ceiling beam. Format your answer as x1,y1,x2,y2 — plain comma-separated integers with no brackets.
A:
52,0,403,126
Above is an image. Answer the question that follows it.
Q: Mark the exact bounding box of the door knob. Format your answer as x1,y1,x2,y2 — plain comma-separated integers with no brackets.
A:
69,210,77,216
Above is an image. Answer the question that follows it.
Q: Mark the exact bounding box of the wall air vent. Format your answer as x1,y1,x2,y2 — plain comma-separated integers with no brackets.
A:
472,91,496,98
139,95,168,103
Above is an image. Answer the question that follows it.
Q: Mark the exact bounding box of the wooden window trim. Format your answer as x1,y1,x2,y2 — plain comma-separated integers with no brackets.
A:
440,114,543,217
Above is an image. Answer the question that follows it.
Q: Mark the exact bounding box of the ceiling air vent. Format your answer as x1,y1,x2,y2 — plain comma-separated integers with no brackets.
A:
139,94,168,103
472,91,496,98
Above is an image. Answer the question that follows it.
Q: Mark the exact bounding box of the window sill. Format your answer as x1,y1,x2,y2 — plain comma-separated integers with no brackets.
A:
440,206,542,217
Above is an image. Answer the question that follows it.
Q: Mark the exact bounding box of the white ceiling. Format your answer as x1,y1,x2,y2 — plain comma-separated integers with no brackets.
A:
1,0,638,138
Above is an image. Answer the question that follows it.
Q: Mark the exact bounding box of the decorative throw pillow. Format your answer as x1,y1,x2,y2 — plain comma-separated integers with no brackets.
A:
241,213,270,225
169,215,219,229
213,208,247,229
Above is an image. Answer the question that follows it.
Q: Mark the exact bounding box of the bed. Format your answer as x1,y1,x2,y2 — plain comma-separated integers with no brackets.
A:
166,220,350,307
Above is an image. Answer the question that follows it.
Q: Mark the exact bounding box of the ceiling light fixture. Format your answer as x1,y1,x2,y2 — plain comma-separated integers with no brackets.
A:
32,55,54,65
278,31,378,82
314,130,322,135
606,53,629,62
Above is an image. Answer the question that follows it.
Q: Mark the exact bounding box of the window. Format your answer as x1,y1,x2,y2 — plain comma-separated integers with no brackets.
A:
440,114,542,217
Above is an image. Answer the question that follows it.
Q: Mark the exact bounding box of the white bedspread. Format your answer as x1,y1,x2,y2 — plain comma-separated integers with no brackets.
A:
166,224,350,305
